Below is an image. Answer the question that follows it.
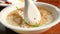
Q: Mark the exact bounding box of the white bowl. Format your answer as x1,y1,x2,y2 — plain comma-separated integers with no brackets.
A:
0,2,60,34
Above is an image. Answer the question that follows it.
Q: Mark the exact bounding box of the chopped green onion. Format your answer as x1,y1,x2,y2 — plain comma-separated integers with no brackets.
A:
23,19,40,27
23,19,28,24
16,6,19,10
32,24,40,27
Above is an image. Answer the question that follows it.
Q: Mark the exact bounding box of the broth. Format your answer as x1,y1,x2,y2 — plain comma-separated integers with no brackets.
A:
6,6,54,28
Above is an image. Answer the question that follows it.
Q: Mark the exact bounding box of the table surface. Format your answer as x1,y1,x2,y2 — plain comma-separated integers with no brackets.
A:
0,0,60,34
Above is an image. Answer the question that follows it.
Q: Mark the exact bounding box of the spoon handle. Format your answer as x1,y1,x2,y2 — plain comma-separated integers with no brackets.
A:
24,0,29,22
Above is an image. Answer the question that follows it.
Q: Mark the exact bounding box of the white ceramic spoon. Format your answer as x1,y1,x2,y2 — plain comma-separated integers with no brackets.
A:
24,0,41,25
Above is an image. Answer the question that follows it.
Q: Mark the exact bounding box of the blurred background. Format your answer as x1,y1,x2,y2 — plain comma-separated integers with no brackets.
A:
0,0,60,34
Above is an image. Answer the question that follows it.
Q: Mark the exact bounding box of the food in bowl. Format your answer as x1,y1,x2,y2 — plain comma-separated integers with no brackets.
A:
6,6,54,28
